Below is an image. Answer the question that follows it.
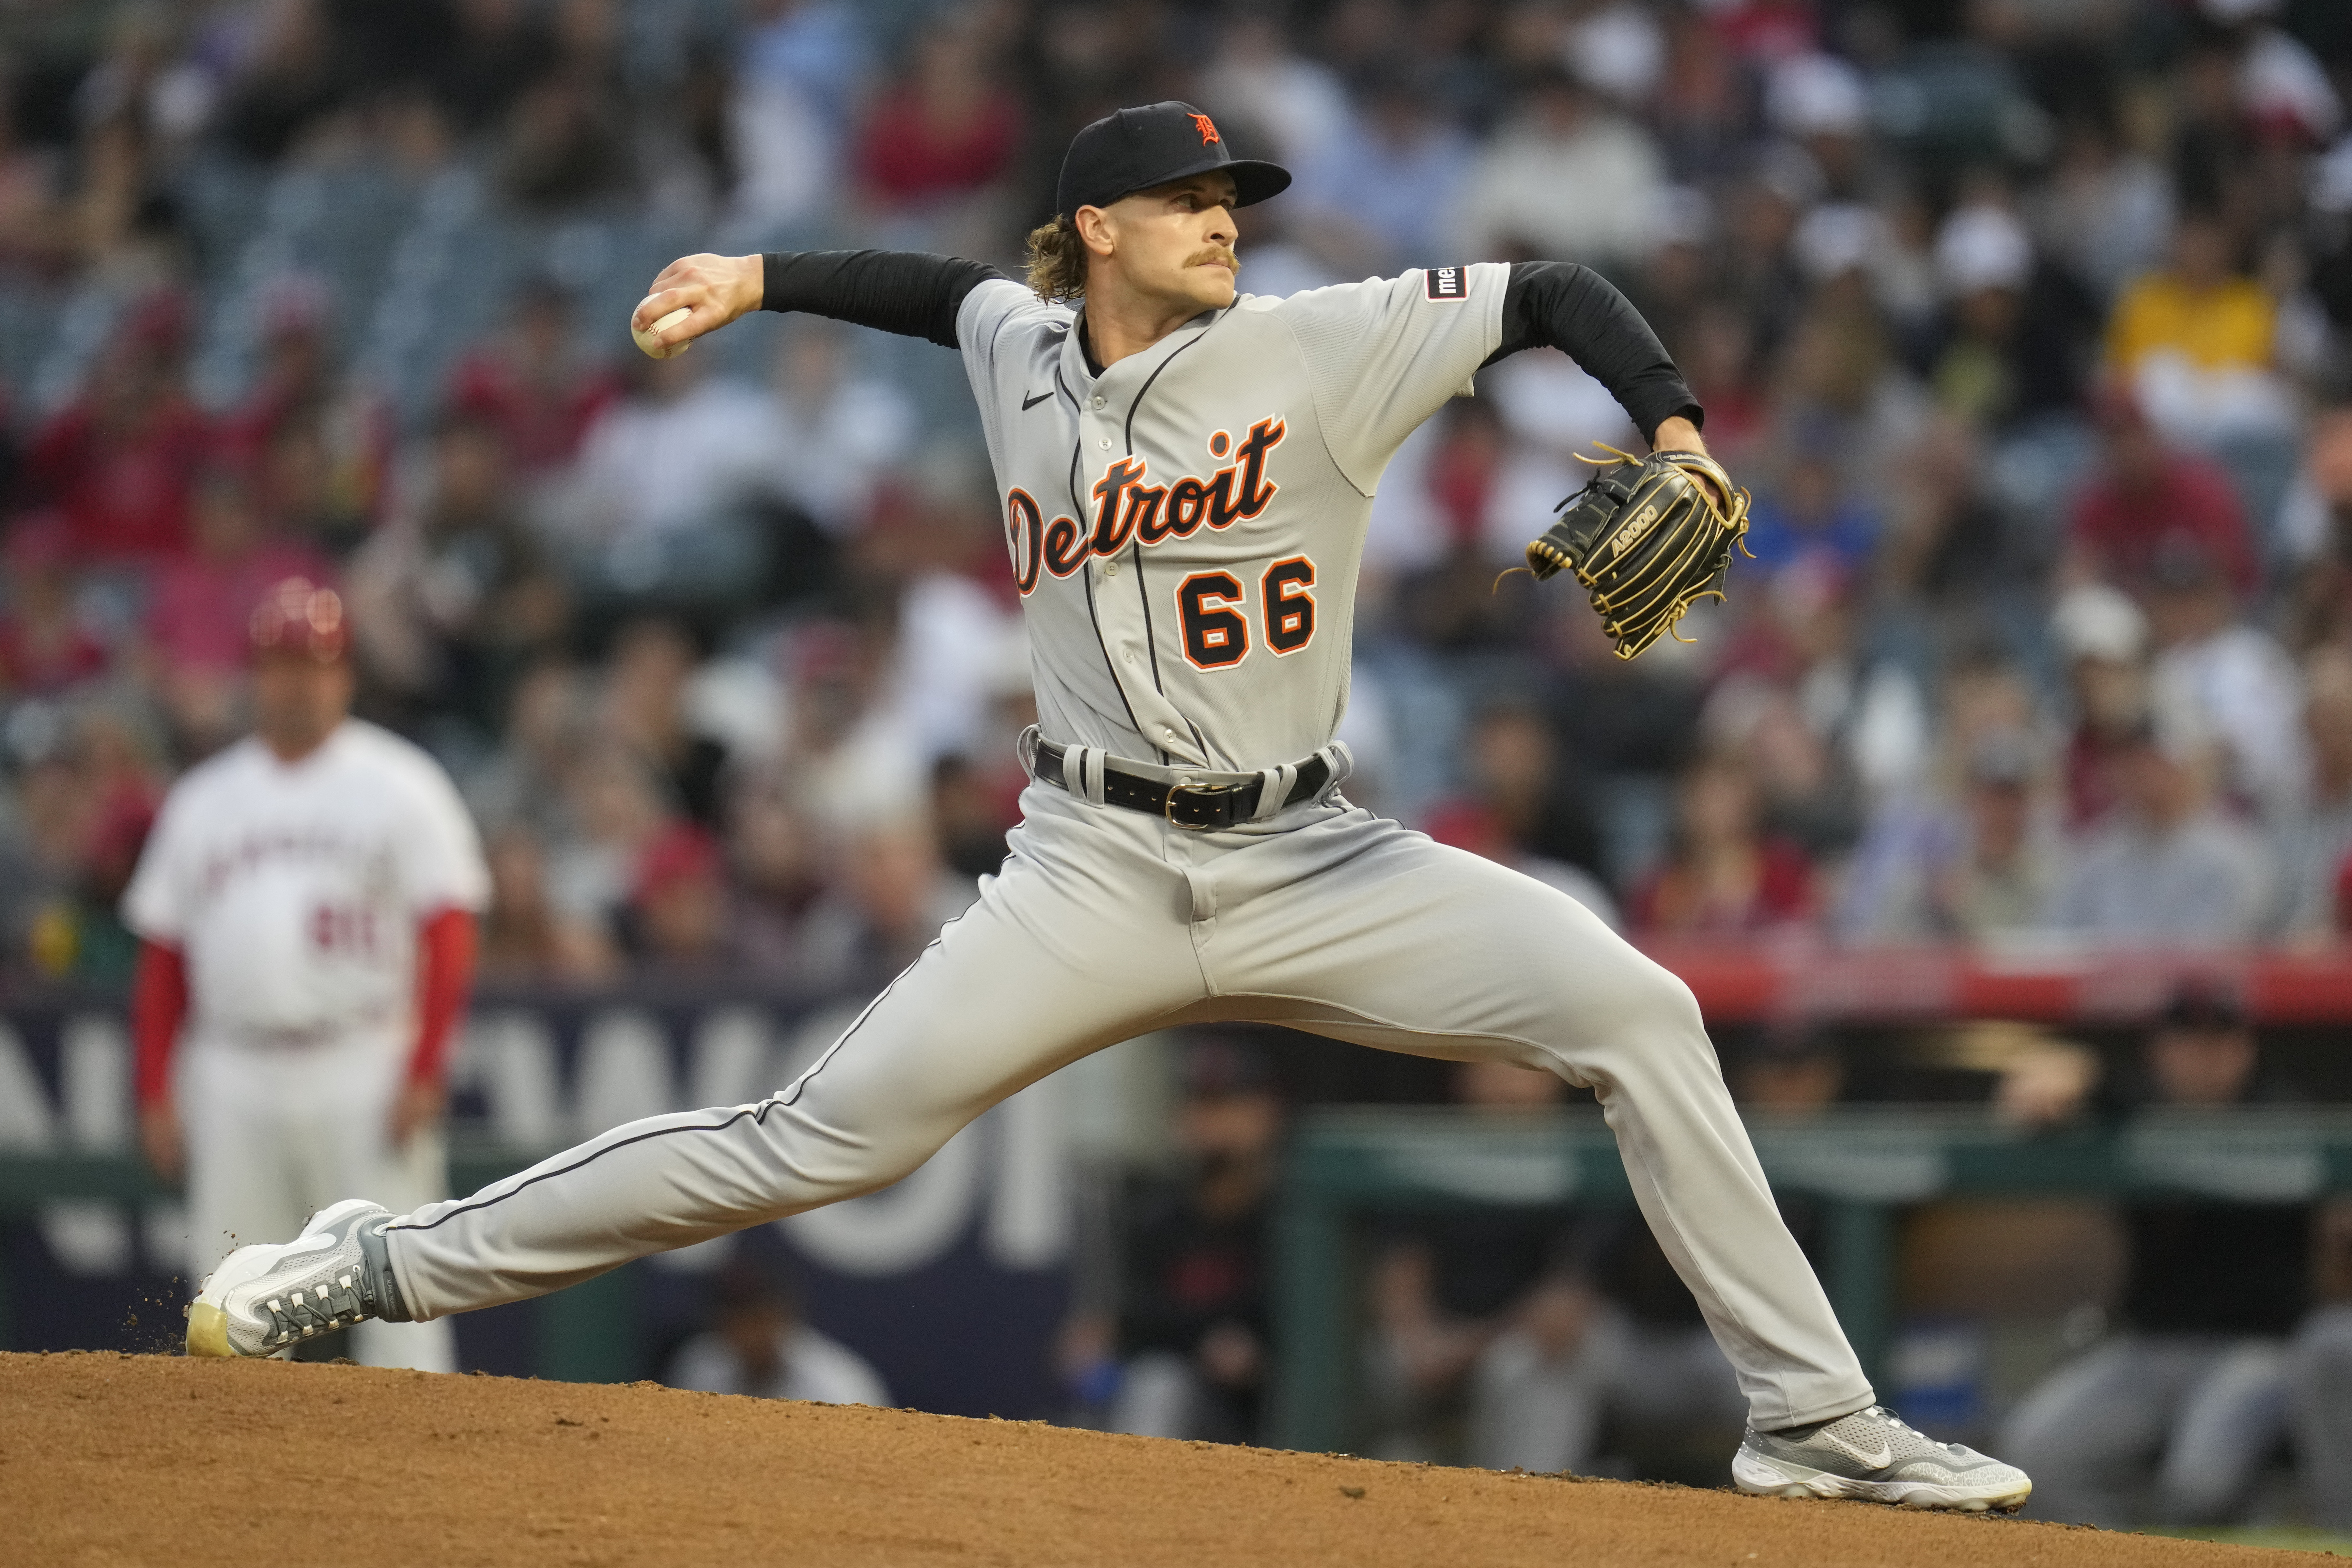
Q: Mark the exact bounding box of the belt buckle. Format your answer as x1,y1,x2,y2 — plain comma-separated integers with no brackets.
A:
1164,781,1235,831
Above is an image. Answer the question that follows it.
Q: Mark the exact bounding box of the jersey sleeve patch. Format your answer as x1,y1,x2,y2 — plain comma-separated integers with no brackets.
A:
1423,266,1470,303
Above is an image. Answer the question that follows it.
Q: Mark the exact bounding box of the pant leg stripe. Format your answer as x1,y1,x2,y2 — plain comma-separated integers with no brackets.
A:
391,906,980,1234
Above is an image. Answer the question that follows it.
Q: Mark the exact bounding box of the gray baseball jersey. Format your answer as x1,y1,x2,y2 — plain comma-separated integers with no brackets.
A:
352,261,1875,1436
959,265,1504,773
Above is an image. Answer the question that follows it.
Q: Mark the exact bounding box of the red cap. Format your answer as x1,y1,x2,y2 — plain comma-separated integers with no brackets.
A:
121,288,192,355
249,577,348,663
2089,379,2149,434
634,822,722,904
3,510,71,571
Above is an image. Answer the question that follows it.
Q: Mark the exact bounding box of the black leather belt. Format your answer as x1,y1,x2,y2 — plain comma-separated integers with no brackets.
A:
1034,738,1332,831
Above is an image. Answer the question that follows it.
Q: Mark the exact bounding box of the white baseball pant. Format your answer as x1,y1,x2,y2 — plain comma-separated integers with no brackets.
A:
385,783,1874,1428
181,1026,457,1372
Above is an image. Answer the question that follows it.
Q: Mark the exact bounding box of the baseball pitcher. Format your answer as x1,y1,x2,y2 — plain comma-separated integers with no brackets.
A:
182,104,2027,1509
129,578,487,1372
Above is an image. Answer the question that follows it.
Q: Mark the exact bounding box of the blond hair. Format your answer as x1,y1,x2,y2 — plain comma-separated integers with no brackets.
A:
1024,213,1088,302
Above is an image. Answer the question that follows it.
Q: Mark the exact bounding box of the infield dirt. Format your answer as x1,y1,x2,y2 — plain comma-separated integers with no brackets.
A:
3,1350,2335,1567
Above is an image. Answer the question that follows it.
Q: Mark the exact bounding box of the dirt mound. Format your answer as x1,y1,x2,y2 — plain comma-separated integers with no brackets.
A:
3,1350,2329,1567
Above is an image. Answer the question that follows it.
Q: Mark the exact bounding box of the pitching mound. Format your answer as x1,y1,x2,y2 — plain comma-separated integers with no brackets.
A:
4,1351,2330,1567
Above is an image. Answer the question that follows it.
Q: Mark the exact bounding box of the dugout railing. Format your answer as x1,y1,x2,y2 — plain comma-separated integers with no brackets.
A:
1267,1104,2352,1454
1636,940,2352,1025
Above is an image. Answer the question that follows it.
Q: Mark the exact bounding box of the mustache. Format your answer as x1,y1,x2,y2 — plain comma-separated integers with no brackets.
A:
1187,246,1241,273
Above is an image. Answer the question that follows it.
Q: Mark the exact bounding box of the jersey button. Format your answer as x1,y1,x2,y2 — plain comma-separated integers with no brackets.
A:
1096,437,1110,450
1104,561,1119,577
1091,395,1106,410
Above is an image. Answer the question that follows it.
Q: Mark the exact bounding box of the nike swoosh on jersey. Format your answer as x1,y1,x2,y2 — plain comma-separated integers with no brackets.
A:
1022,390,1054,411
1819,1429,1893,1470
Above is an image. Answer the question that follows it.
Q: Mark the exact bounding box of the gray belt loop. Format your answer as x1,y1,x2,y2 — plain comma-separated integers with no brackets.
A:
1250,761,1300,822
1065,745,1108,804
1016,724,1042,780
1318,740,1354,797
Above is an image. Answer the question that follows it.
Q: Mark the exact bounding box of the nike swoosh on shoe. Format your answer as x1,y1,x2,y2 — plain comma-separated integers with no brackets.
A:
1821,1430,1893,1469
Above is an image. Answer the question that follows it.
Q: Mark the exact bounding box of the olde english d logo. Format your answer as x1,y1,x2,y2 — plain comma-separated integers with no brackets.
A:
1003,418,1287,594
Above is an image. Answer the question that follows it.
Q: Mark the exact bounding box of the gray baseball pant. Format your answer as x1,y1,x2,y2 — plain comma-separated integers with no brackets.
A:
2291,1305,2352,1527
183,1027,457,1373
1466,1307,1746,1474
384,783,1874,1429
2000,1333,2290,1526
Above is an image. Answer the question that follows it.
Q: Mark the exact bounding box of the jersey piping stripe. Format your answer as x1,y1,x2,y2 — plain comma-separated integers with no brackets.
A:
984,303,1018,372
386,908,978,1236
1051,346,1152,759
1129,539,1165,697
1119,328,1223,765
1066,429,1156,762
1118,333,1206,716
1120,330,1204,452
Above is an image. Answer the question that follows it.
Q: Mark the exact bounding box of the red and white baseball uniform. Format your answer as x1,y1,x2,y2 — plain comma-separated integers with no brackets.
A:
123,718,489,1370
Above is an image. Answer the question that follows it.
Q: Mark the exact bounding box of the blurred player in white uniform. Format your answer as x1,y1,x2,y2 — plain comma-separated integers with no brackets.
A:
125,578,488,1371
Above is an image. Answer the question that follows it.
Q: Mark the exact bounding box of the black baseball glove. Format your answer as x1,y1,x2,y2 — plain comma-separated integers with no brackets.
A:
1524,444,1752,660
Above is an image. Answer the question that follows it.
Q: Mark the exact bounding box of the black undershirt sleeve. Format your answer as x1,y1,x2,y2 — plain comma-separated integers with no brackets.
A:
1485,260,1701,443
760,250,1007,349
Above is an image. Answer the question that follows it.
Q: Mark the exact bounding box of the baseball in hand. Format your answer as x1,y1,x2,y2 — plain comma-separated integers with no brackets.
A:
632,303,693,360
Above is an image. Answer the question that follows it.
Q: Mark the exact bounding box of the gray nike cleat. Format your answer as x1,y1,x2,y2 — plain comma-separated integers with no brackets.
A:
1732,1404,2032,1512
185,1199,412,1359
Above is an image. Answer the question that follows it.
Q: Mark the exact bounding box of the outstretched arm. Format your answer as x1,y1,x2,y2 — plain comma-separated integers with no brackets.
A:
630,251,1007,354
388,905,479,1149
1484,261,1705,454
132,938,188,1179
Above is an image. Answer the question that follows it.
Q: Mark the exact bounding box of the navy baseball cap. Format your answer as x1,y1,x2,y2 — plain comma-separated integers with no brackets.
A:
2159,979,2246,1032
1055,101,1291,218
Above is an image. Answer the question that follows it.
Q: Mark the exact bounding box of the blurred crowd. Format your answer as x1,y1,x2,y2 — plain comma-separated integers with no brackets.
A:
0,0,2344,1527
4,0,2352,993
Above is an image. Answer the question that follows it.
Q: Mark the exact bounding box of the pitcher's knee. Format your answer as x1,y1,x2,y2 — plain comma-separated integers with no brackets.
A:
1581,957,1708,1046
1539,957,1717,1098
787,1141,936,1209
745,1099,947,1212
